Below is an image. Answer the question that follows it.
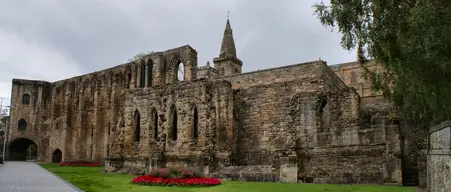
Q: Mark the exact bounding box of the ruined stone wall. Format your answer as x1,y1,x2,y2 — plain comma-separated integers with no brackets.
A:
8,45,201,164
218,60,326,90
322,62,347,91
290,88,402,184
197,64,218,80
8,45,406,185
109,80,233,174
21,64,132,163
428,121,451,192
210,60,401,184
214,61,339,166
9,79,52,161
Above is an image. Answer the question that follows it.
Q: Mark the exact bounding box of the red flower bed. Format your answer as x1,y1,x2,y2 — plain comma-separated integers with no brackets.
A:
59,161,101,167
131,168,221,187
131,175,221,187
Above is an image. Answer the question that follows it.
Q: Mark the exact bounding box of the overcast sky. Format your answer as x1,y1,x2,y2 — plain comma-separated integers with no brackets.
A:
0,0,355,106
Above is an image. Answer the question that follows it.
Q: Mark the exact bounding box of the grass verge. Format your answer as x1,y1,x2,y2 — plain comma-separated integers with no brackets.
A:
39,163,415,192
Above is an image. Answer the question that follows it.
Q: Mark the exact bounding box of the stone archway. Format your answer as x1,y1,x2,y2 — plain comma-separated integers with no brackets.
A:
8,138,37,161
52,149,63,163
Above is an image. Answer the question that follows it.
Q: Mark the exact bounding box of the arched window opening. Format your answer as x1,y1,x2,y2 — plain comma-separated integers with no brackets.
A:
318,99,331,133
170,105,178,141
22,94,30,105
153,109,158,139
234,68,239,74
18,119,27,131
192,106,199,140
147,63,153,87
139,64,146,88
219,68,225,76
134,110,141,142
176,60,185,82
350,72,357,84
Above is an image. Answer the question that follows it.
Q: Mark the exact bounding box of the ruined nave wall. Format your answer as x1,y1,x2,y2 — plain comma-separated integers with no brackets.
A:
106,80,234,173
8,45,201,163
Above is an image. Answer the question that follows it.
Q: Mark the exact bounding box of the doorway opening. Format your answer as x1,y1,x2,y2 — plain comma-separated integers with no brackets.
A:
8,138,37,161
52,149,63,163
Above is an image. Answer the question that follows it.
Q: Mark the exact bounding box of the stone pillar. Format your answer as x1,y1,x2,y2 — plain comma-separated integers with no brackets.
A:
279,154,298,183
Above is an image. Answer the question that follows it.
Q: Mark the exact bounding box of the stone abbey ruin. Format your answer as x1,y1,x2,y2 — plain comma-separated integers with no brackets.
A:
5,19,425,186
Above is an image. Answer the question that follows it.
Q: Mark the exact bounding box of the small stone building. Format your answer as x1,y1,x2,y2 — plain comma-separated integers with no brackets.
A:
5,18,424,186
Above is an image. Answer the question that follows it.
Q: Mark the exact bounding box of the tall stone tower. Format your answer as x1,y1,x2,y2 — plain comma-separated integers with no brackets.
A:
213,18,243,77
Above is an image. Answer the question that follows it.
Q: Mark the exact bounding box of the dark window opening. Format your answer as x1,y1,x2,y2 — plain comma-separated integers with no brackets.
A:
107,123,111,155
319,99,327,112
22,94,30,105
139,64,145,88
90,124,94,160
193,107,198,140
18,119,27,131
134,110,141,142
171,106,178,141
318,99,330,133
153,110,158,139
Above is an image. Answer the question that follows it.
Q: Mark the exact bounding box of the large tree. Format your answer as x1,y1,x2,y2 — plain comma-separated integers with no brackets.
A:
314,0,451,126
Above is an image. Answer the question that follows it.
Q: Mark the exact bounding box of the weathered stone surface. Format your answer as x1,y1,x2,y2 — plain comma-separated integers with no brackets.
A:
427,121,451,192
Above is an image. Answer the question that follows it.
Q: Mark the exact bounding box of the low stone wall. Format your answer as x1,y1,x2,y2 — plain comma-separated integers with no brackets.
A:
427,121,451,192
211,165,280,182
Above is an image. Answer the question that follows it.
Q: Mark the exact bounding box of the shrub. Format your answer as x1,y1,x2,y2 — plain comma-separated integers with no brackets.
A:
149,168,203,179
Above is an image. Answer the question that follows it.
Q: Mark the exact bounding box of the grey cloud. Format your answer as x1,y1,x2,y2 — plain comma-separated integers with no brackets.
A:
0,0,353,99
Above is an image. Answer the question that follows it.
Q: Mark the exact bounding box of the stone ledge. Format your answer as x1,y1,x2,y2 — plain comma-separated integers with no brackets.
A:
428,149,451,155
211,165,280,182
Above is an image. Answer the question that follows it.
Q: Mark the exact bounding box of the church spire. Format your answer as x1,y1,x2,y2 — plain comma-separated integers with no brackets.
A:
219,16,237,58
213,13,242,77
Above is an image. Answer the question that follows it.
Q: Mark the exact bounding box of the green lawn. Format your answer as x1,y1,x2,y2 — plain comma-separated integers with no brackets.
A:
39,163,414,192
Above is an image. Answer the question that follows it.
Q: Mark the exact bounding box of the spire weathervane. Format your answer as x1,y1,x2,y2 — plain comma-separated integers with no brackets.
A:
227,11,230,19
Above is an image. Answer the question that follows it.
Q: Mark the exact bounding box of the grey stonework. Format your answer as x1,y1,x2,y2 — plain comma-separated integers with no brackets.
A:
5,18,425,186
427,121,451,192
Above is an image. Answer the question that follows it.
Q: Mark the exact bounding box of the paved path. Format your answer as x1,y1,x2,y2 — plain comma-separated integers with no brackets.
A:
0,161,82,192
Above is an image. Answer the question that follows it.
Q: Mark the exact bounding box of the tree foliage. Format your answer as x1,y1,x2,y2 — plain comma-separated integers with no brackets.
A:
314,0,451,126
